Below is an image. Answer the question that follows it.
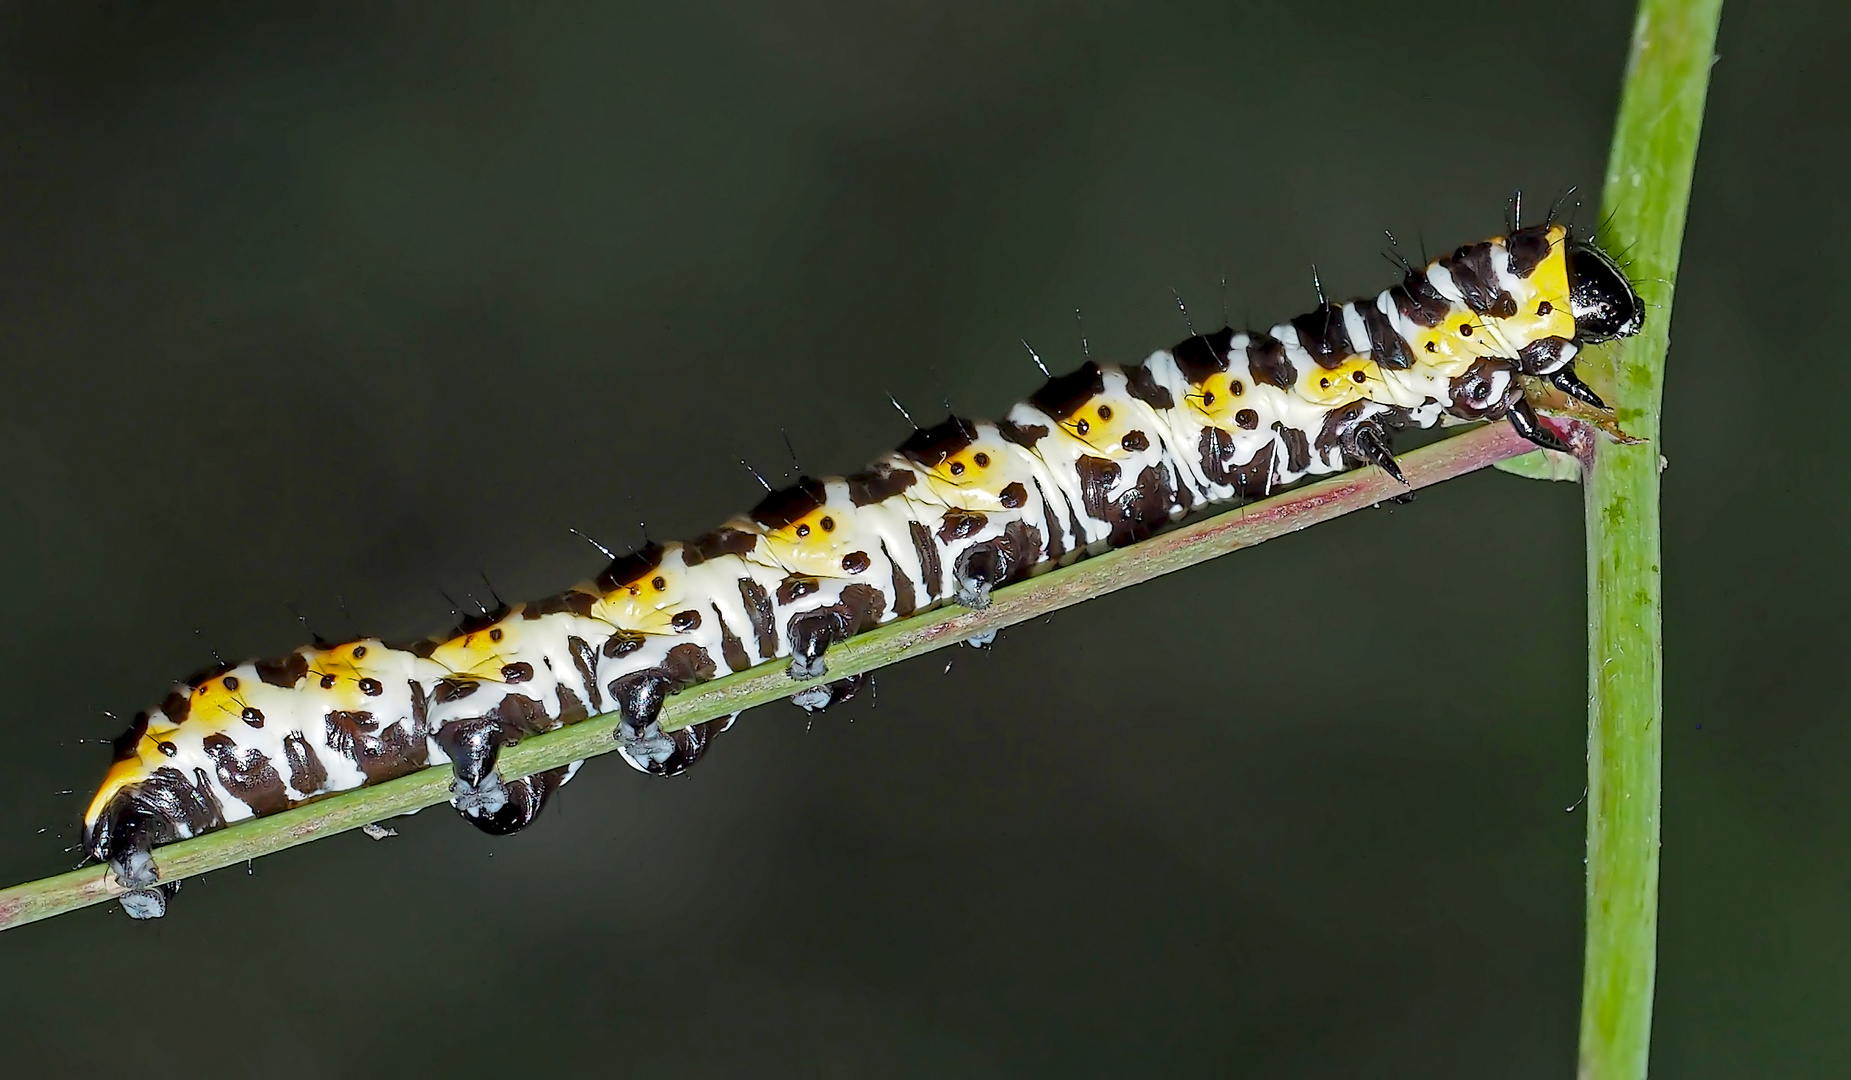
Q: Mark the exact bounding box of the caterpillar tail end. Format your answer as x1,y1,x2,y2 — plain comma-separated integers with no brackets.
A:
84,795,179,920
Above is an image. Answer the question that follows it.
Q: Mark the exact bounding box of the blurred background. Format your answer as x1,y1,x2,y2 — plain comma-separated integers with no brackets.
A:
0,1,1839,1075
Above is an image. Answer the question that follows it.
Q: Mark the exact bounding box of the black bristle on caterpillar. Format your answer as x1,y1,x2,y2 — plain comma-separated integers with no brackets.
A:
80,221,1643,918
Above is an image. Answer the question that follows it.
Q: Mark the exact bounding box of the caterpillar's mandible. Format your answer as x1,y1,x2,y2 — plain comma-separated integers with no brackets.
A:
81,220,1644,918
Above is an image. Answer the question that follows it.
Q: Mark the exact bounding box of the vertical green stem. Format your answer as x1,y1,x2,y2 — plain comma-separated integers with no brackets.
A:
1579,1,1721,1077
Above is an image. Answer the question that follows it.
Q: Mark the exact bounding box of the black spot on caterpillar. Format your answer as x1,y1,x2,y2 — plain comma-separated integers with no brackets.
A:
81,221,1640,918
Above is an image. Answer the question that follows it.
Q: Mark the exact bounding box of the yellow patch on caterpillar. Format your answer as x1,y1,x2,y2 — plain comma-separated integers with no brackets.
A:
1296,356,1380,407
913,438,1025,511
750,502,864,579
1183,371,1249,426
426,616,525,680
82,757,147,830
1487,224,1576,347
591,576,681,634
1052,396,1140,454
1404,316,1486,378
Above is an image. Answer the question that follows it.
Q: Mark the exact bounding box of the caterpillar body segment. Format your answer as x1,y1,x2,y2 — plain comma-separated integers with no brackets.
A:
81,222,1643,917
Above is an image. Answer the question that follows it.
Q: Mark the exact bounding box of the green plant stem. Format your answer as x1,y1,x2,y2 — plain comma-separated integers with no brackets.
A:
1579,1,1721,1077
0,420,1538,933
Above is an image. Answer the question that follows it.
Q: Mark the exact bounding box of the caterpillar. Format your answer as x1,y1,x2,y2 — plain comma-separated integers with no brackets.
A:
80,219,1644,918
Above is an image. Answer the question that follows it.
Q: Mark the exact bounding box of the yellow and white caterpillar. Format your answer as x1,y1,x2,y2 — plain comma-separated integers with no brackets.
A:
81,221,1644,918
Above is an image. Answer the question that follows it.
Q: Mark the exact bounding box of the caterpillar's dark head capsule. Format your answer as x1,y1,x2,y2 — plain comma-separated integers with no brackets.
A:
1565,241,1645,343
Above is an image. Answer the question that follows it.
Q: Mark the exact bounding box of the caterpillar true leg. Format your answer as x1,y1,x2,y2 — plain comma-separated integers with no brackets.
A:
1550,367,1608,410
1505,395,1571,453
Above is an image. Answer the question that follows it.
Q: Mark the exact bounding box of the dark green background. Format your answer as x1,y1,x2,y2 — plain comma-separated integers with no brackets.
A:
0,2,1839,1075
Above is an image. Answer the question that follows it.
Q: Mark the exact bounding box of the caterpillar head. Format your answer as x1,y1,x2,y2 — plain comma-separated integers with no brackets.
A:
1565,240,1645,343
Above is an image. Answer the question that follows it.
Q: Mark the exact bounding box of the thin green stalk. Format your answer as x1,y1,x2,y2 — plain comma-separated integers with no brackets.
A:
1579,2,1721,1077
0,420,1537,933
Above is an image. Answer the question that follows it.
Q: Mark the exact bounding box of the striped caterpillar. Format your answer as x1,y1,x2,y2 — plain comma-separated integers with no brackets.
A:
81,220,1644,918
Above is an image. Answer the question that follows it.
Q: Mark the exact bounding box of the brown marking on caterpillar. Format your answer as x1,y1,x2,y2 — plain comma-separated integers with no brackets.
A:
567,635,602,712
1505,226,1552,279
776,577,819,605
596,542,666,590
883,542,916,618
1028,362,1105,421
1517,336,1574,375
281,731,327,796
1073,455,1121,525
909,520,942,602
601,631,645,659
1394,273,1451,327
324,712,429,784
712,602,752,671
1119,463,1179,546
996,418,1049,447
1197,427,1278,496
1124,364,1175,410
898,417,979,468
846,463,916,505
201,733,290,816
96,766,225,855
489,692,554,738
553,684,590,726
1273,422,1313,474
1356,299,1415,370
937,510,987,544
527,589,596,618
108,713,153,763
1245,333,1294,389
684,528,756,566
1445,357,1522,420
1171,328,1234,383
1035,478,1066,562
749,478,828,531
739,578,778,659
1448,242,1518,318
1290,306,1353,370
160,688,191,726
